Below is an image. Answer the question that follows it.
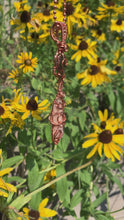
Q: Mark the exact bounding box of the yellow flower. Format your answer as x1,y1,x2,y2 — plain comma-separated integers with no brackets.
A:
77,58,116,88
96,2,119,20
16,96,50,120
16,52,37,73
26,31,49,44
23,198,57,220
10,9,32,32
0,97,14,120
6,111,25,136
14,1,30,12
91,29,106,42
0,160,17,197
83,123,124,162
69,37,97,62
110,19,124,32
44,169,56,181
8,69,21,84
10,89,22,110
93,109,121,131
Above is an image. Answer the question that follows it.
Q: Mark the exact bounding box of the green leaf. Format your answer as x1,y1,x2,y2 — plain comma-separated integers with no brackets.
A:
10,194,31,210
26,155,44,209
78,111,86,131
26,155,43,191
107,87,115,110
31,78,41,90
111,175,124,195
92,193,107,208
45,124,52,143
2,156,23,169
58,132,70,152
80,170,92,186
56,164,67,202
18,129,31,146
70,189,83,209
95,214,114,220
8,176,26,185
75,61,80,72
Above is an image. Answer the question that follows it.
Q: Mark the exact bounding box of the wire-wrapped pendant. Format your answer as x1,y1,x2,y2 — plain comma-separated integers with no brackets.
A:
49,21,68,145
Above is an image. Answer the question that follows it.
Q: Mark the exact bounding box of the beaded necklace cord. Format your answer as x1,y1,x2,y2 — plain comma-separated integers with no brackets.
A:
49,0,68,145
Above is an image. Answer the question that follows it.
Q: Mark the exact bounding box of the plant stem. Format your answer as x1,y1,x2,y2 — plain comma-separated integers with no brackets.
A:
24,156,95,201
31,116,34,148
106,175,110,213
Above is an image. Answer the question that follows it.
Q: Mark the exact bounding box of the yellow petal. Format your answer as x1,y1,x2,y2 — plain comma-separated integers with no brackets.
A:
39,198,48,210
113,134,124,145
40,208,57,218
104,144,115,161
97,142,103,157
0,168,13,177
110,143,120,161
86,143,99,159
82,138,98,148
83,133,98,139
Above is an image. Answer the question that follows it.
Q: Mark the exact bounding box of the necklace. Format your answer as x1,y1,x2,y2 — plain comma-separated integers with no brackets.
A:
49,0,68,145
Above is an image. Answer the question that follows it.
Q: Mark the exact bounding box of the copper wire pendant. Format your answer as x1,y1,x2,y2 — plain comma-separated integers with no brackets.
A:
49,0,68,145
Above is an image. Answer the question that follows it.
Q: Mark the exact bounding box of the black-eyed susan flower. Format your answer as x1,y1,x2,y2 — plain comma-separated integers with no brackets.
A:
91,29,106,42
16,52,37,73
44,169,56,182
77,58,116,88
96,1,119,20
83,123,124,162
0,151,17,197
16,96,50,120
23,198,57,220
10,8,32,32
8,69,21,84
65,2,86,35
110,19,124,32
0,97,14,120
14,1,30,13
69,37,97,62
93,109,120,131
6,112,25,136
26,30,49,44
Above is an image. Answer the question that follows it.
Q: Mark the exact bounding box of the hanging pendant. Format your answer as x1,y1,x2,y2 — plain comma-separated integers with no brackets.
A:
49,21,68,145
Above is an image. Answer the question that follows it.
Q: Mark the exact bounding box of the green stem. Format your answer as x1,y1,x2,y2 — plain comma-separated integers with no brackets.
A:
41,149,86,174
31,116,34,148
24,156,95,201
106,175,110,212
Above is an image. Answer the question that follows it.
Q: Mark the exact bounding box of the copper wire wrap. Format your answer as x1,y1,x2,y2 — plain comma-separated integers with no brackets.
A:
49,1,68,145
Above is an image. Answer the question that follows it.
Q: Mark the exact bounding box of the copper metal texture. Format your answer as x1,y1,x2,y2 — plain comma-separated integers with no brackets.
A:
49,20,68,145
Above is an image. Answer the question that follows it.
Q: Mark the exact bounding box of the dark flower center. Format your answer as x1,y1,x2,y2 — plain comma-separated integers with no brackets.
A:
0,106,5,115
97,29,102,36
66,2,74,16
43,8,50,16
115,128,123,134
106,1,115,7
83,7,89,14
79,40,88,50
99,130,112,143
116,19,122,25
20,10,31,23
29,210,40,220
90,65,99,75
25,59,31,66
31,32,39,39
100,121,106,129
37,1,43,7
26,98,38,111
115,66,121,71
97,57,101,63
